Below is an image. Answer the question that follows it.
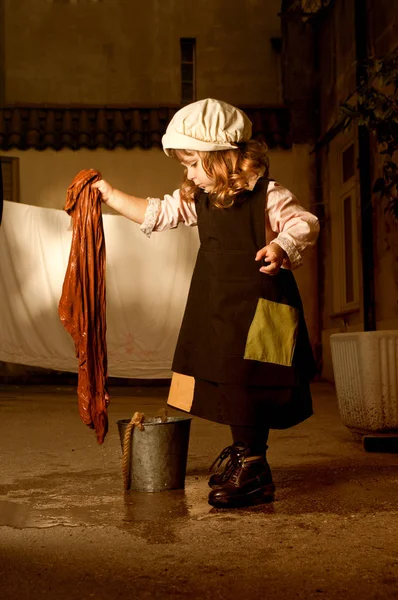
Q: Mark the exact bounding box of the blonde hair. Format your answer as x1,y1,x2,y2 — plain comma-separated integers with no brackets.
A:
168,140,269,208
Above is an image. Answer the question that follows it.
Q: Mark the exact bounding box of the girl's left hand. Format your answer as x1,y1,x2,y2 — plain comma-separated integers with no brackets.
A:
255,243,287,276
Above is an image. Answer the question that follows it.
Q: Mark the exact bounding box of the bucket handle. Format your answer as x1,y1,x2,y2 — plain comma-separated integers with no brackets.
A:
122,412,145,491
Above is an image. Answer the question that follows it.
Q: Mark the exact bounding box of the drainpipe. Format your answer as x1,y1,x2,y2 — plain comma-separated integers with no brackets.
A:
313,24,324,373
0,156,3,226
0,0,4,107
0,0,4,225
354,0,376,331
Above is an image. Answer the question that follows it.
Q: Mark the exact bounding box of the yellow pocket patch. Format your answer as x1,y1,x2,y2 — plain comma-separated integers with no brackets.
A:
244,298,299,366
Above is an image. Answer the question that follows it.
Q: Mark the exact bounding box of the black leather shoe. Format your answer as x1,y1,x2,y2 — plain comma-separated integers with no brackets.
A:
208,451,275,508
208,442,249,488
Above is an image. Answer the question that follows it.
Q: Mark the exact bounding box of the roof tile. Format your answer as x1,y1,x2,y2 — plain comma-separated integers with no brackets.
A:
0,106,291,151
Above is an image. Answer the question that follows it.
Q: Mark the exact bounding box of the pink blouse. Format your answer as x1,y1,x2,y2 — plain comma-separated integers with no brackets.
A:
140,180,319,270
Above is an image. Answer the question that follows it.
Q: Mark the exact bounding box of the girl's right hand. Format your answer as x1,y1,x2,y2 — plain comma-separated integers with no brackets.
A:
92,179,114,204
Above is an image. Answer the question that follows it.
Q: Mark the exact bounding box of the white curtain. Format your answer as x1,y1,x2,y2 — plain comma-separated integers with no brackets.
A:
0,201,199,378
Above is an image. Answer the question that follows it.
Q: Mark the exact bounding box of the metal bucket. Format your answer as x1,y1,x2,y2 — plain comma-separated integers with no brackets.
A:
116,416,192,492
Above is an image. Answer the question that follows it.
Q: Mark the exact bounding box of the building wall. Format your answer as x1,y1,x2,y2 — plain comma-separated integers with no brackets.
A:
368,0,398,333
318,0,356,135
368,0,398,56
317,0,398,381
3,0,282,106
0,148,183,210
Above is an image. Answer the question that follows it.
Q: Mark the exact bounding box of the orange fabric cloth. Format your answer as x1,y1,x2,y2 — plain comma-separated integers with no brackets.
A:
58,169,109,444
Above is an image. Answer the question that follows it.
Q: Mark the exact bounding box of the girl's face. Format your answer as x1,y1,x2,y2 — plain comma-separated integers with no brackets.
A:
180,151,215,193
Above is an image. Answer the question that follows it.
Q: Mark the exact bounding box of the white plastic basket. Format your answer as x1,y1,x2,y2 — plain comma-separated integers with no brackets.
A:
330,331,398,436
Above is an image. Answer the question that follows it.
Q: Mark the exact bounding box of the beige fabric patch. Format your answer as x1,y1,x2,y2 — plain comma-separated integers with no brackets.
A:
167,372,195,412
244,298,299,366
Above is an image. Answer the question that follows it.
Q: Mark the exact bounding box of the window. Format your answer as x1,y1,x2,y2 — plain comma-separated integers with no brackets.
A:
180,38,196,105
343,193,354,303
330,138,360,314
1,157,20,203
342,143,355,183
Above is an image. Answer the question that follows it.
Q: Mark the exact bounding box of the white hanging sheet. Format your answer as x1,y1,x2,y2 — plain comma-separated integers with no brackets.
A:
0,201,199,378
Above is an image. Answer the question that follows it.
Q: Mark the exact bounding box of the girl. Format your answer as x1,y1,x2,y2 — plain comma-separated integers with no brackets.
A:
93,98,320,508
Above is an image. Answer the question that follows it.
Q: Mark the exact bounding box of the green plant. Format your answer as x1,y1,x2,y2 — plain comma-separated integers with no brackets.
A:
340,47,398,220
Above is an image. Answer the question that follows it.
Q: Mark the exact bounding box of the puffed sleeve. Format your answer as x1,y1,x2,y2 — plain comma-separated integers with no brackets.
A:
266,181,320,269
140,189,198,237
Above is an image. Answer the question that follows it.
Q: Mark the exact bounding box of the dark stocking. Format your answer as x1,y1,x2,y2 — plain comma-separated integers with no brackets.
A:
230,425,270,456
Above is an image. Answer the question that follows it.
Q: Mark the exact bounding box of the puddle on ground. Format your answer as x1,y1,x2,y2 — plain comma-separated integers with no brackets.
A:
0,491,194,530
0,470,201,530
0,500,80,529
1,462,398,531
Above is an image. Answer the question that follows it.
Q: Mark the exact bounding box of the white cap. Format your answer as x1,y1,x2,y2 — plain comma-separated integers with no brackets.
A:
162,98,252,156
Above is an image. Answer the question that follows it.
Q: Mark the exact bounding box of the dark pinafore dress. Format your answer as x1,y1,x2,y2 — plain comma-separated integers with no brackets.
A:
167,177,317,429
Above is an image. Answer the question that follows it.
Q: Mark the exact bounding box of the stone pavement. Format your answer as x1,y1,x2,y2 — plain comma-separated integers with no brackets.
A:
0,381,397,600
